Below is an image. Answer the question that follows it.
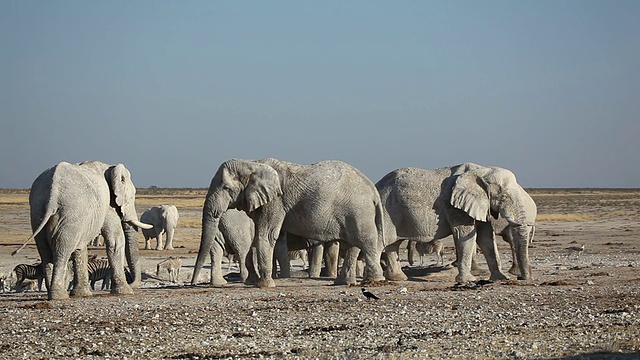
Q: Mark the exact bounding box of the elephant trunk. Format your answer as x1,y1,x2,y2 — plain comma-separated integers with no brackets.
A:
191,213,220,285
123,223,142,288
513,225,533,280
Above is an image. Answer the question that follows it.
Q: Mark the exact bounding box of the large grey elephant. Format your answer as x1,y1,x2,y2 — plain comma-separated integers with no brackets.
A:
191,158,385,288
14,160,152,300
207,209,255,286
377,163,537,284
140,205,179,250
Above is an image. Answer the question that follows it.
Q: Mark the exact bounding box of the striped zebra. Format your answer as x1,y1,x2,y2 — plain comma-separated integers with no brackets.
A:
156,256,182,283
12,263,46,292
87,258,112,290
288,249,308,269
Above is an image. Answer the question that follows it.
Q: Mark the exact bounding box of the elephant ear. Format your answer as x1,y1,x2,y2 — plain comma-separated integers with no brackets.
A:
109,164,129,207
450,169,492,222
241,162,283,213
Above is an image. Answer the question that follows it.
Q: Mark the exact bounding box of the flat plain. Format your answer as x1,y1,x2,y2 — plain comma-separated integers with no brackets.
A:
0,188,639,359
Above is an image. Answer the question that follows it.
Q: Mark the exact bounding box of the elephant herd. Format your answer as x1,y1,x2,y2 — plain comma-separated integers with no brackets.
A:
14,158,536,300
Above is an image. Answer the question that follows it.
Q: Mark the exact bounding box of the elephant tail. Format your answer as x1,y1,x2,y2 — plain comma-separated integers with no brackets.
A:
374,197,385,253
12,209,54,256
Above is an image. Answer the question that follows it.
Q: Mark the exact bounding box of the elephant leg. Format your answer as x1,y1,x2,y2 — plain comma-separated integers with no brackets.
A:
238,252,249,283
49,253,72,300
476,223,508,280
103,217,134,296
244,247,259,285
307,243,323,278
34,233,53,292
471,251,480,272
383,241,408,281
70,247,92,298
335,245,359,285
453,225,477,284
208,242,227,286
324,241,340,278
274,234,291,278
155,230,163,250
255,237,276,288
407,240,417,266
361,240,385,283
144,235,152,250
164,227,175,250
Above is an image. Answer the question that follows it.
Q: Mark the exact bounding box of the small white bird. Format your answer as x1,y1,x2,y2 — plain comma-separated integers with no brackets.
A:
361,288,380,300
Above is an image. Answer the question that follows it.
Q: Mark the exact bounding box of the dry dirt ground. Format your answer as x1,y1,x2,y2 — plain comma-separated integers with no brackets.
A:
0,188,639,359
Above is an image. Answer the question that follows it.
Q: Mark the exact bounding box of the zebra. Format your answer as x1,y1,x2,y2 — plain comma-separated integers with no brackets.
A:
156,257,182,283
12,263,46,292
288,249,308,269
87,258,112,290
0,273,8,293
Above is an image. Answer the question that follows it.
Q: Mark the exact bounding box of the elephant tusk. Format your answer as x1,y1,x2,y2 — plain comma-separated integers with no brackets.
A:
129,219,154,230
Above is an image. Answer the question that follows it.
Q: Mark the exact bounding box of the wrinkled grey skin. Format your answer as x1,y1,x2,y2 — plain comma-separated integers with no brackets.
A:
206,209,255,286
377,163,537,284
191,158,385,288
20,161,151,300
490,216,536,276
273,234,340,279
140,205,179,250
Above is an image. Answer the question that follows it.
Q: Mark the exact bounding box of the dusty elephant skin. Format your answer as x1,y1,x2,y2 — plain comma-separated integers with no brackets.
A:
141,204,180,250
377,163,536,284
13,161,152,300
0,188,639,359
191,158,386,288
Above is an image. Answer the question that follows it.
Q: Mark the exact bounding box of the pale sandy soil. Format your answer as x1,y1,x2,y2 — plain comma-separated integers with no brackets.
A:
0,189,639,359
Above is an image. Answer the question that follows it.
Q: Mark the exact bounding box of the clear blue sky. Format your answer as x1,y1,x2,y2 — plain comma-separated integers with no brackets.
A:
1,1,639,188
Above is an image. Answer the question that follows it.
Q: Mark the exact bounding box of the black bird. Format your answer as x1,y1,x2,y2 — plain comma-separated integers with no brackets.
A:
361,288,380,300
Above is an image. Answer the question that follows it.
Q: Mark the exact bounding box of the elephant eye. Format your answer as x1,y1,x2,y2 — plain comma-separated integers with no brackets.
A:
222,185,232,192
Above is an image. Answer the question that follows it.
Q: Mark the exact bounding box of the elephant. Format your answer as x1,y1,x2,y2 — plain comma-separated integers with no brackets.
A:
140,205,180,250
206,209,255,286
13,160,152,300
376,163,537,284
191,158,385,288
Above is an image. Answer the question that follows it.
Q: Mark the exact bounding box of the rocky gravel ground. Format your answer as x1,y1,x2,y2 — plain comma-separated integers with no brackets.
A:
1,250,639,360
1,189,639,359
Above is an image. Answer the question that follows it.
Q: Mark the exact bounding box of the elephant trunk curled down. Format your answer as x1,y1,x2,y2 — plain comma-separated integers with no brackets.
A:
192,158,385,288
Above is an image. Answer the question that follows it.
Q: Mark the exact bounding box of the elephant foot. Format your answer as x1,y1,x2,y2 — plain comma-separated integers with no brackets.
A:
70,287,92,298
49,289,70,300
455,273,477,284
210,277,227,286
384,269,408,281
334,276,357,286
111,284,134,295
490,272,509,281
256,278,275,288
508,266,520,276
164,246,174,250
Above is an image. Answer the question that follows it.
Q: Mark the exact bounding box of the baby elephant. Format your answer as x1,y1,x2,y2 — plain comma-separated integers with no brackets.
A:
156,256,182,283
415,239,445,266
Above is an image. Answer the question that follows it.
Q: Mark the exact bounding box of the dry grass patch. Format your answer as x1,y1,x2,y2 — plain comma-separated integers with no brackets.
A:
536,213,597,222
179,218,202,229
135,195,204,209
